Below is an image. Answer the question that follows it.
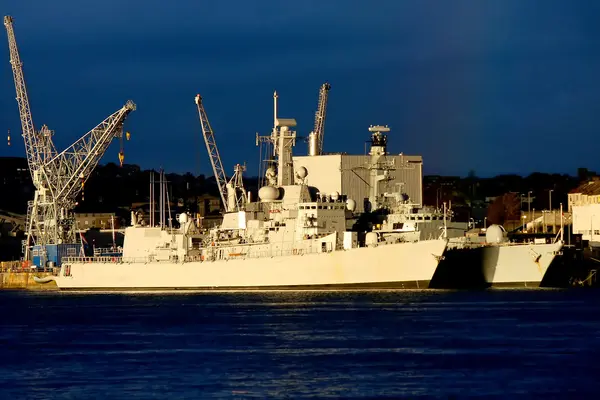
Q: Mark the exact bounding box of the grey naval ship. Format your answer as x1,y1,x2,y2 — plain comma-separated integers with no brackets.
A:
433,226,565,288
366,197,564,288
37,92,447,291
318,125,565,289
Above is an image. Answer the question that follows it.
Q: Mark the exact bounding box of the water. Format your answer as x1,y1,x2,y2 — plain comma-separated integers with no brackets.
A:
1,289,599,399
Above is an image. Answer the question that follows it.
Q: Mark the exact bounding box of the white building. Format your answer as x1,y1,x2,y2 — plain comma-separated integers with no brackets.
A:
568,179,600,212
570,179,600,243
572,205,600,242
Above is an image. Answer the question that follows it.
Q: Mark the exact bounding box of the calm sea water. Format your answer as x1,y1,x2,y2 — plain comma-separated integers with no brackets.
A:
1,289,599,399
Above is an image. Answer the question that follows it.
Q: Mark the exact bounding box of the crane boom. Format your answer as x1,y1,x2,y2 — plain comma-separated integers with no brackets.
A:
4,16,40,170
195,94,228,209
307,82,331,156
52,101,136,201
316,82,331,155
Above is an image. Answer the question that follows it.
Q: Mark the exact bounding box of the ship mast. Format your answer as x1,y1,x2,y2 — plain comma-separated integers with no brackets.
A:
367,125,394,211
257,91,298,187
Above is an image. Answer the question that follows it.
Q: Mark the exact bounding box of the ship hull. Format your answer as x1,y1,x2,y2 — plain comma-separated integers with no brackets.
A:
51,239,447,291
431,241,564,288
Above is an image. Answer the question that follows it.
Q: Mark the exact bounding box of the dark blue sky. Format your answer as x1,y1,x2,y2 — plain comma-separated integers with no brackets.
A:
2,0,600,177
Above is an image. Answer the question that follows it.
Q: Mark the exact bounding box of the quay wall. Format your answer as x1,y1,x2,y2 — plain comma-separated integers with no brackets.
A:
0,261,57,290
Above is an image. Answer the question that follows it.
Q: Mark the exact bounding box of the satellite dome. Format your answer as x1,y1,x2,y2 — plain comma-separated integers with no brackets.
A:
366,232,378,246
295,166,308,179
346,199,356,212
258,186,279,202
178,213,188,224
485,224,506,244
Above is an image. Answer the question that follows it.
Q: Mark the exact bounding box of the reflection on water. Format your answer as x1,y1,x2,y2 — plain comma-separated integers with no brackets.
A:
1,289,599,398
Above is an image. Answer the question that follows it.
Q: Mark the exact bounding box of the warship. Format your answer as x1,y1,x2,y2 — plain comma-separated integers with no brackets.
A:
36,92,448,290
431,226,565,288
364,198,564,288
344,125,565,288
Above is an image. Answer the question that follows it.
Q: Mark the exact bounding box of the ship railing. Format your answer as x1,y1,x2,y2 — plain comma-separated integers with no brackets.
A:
62,256,185,264
63,256,124,263
192,244,335,262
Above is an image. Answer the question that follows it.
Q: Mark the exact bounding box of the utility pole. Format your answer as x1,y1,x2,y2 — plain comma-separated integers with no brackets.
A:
528,191,532,226
549,189,553,211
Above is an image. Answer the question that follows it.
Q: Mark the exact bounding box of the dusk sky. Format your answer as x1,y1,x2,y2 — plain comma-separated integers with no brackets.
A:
1,0,599,178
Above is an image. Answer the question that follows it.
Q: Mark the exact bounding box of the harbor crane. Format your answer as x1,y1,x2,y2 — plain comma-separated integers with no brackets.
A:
194,94,247,212
307,82,331,156
4,16,135,259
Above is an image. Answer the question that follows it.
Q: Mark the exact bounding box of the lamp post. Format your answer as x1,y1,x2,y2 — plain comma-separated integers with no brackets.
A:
543,210,547,233
528,191,533,224
522,214,527,233
484,217,487,229
549,189,553,211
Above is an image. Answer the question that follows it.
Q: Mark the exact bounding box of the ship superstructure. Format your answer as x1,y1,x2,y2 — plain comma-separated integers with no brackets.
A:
36,91,448,290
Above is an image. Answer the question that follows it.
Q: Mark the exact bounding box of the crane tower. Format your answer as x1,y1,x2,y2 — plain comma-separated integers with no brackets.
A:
194,94,247,212
307,82,331,156
4,16,135,260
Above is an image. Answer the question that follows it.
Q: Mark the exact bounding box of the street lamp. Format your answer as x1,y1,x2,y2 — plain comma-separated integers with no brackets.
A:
549,189,553,211
528,191,533,223
522,214,527,232
484,217,487,229
469,217,475,229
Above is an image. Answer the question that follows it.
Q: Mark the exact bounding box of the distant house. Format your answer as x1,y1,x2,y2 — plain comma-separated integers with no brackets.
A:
568,178,600,212
569,178,600,243
75,213,119,230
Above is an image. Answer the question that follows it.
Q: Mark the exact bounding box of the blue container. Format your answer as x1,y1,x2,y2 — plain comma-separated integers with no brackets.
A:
31,244,82,267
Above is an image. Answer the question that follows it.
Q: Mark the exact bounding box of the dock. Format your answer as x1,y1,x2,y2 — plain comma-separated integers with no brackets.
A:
0,262,57,290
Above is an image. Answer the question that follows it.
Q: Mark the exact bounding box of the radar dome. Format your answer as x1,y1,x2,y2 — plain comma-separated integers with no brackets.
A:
346,199,357,212
330,191,340,201
258,186,279,202
366,232,378,246
178,213,188,224
295,166,308,179
485,224,506,244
